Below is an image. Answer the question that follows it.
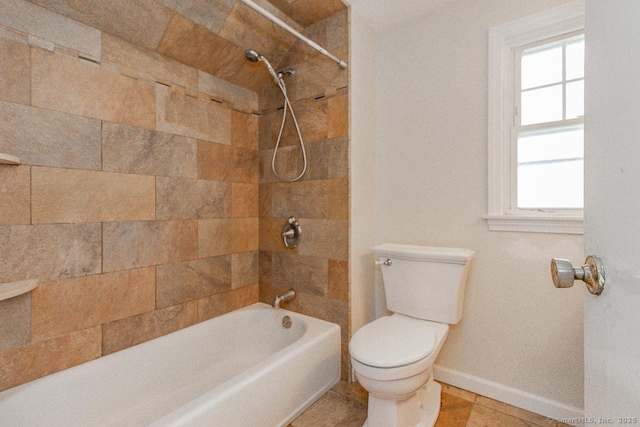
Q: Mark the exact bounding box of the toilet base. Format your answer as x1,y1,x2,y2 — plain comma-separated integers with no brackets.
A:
362,378,442,427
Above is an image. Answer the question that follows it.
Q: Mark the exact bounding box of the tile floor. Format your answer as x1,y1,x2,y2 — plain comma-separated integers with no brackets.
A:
290,381,572,427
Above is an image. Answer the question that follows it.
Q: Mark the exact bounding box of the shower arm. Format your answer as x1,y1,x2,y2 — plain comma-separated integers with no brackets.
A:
239,0,348,69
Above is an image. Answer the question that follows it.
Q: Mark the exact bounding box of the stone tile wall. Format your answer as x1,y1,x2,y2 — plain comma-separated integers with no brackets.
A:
0,0,349,393
258,9,350,379
0,4,260,392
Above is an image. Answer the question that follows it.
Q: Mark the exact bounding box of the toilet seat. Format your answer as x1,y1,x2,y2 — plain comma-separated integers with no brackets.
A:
350,315,449,382
350,315,437,368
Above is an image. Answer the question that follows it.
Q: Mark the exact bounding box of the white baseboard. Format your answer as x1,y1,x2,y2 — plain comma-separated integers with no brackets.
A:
433,364,584,425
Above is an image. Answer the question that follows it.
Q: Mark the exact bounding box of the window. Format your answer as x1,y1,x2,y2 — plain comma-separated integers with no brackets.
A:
485,2,585,234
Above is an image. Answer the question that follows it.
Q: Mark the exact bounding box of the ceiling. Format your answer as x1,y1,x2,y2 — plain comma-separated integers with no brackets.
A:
346,0,456,32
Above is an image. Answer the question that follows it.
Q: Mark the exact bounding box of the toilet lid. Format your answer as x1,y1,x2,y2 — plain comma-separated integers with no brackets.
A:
349,315,437,368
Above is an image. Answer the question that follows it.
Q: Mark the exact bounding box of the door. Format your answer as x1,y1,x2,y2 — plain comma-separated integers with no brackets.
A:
584,0,640,419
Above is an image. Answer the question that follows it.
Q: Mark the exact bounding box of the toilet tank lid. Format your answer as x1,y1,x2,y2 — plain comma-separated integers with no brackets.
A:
371,243,475,263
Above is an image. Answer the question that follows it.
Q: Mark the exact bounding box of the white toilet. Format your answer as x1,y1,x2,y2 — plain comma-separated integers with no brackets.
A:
349,243,475,427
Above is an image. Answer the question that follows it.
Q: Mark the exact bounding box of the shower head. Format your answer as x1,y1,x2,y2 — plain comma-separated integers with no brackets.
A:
244,49,281,85
244,49,262,62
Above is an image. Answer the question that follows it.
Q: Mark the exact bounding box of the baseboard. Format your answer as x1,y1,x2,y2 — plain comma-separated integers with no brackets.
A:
433,365,584,425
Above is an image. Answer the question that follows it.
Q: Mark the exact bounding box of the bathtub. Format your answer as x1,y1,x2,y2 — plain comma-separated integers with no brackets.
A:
0,302,341,426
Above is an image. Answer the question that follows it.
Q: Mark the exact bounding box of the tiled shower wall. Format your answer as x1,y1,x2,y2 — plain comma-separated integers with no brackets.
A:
0,2,262,391
257,10,350,378
0,0,349,392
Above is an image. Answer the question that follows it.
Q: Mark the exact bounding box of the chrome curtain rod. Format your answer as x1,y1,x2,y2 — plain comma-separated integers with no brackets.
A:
239,0,348,69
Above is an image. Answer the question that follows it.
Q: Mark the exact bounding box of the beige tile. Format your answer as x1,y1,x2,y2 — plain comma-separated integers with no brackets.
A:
156,176,231,220
467,404,538,427
0,326,101,392
270,252,328,296
291,0,346,23
156,256,231,309
291,390,367,427
0,100,101,170
261,137,348,184
0,37,30,105
287,44,348,102
156,85,231,143
270,179,348,219
31,268,156,342
297,218,348,261
32,167,155,224
328,94,348,139
157,14,262,91
197,283,259,321
259,217,291,253
102,301,197,355
0,223,101,282
231,251,258,289
0,293,30,352
156,0,235,34
198,218,259,257
32,50,156,129
0,166,30,225
298,292,348,343
0,0,102,58
28,0,171,51
331,380,369,406
328,260,348,302
304,137,349,181
232,183,259,218
198,140,259,183
475,395,553,427
102,34,198,90
232,110,259,150
103,220,198,272
198,70,258,111
267,98,328,148
219,2,295,70
325,9,348,51
259,183,273,218
102,122,197,178
440,382,477,403
435,392,475,427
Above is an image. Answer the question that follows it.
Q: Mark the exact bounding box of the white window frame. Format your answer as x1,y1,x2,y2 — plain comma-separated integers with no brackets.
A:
485,1,585,234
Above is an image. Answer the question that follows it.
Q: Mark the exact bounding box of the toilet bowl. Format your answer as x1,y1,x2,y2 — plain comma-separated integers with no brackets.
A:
350,244,475,427
350,314,450,427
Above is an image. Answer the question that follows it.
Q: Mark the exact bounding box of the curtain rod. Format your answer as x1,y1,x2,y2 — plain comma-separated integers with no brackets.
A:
239,0,348,69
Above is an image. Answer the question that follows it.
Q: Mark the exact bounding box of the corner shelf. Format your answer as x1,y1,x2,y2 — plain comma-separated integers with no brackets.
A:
0,153,20,165
0,280,37,301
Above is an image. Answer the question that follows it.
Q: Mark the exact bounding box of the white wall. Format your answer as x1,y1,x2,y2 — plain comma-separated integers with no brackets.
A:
349,8,378,334
372,0,585,416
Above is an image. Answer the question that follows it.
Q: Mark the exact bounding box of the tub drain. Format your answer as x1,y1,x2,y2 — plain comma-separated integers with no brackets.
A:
282,316,292,329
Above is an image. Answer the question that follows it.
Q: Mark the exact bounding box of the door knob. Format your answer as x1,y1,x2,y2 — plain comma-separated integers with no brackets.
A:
550,255,605,295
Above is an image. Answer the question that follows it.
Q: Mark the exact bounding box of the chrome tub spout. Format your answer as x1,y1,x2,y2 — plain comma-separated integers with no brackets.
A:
273,289,296,308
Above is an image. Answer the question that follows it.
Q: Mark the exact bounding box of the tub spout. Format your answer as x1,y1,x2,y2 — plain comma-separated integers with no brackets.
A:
273,289,296,308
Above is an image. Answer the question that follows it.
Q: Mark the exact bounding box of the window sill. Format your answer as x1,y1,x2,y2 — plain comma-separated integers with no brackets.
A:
483,214,583,234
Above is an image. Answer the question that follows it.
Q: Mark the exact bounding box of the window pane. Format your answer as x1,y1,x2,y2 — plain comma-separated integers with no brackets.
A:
517,127,584,209
521,45,562,90
566,39,585,80
566,80,584,119
521,85,563,125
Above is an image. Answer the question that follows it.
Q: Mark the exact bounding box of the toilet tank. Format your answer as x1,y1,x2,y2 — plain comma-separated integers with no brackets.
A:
372,244,475,324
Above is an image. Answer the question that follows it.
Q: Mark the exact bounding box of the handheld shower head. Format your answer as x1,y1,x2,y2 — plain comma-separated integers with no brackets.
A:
244,49,261,62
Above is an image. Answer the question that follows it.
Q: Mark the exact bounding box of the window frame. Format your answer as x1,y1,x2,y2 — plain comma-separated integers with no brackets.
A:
485,1,585,234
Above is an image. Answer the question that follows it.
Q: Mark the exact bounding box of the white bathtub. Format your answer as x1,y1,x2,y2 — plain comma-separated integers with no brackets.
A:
0,302,341,426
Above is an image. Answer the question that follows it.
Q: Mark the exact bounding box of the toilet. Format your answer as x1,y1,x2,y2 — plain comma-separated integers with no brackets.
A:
349,243,475,427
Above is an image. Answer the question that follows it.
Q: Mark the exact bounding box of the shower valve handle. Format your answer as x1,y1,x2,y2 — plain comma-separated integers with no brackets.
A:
281,217,302,249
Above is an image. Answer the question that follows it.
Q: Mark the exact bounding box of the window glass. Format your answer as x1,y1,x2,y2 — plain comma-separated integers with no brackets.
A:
521,45,562,90
566,39,585,80
521,85,563,125
517,127,584,209
566,80,584,119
